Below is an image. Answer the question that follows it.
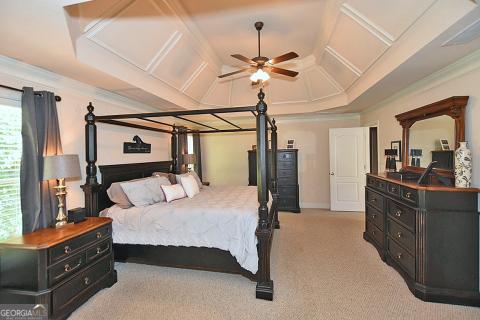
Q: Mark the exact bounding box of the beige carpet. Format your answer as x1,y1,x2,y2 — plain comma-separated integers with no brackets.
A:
70,209,480,320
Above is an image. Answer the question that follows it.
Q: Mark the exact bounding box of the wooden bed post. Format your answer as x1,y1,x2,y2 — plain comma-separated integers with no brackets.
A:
255,88,274,300
81,102,101,216
271,119,280,229
171,125,179,174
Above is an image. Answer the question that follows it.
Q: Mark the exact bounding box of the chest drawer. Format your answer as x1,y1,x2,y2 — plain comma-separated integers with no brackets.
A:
366,205,384,231
401,187,418,205
277,168,296,178
52,255,112,314
366,189,384,212
387,238,415,278
387,218,415,255
366,220,384,247
48,251,86,287
49,225,110,265
387,200,415,231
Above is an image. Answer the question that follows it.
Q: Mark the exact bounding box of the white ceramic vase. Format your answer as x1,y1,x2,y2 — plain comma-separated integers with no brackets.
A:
454,142,472,188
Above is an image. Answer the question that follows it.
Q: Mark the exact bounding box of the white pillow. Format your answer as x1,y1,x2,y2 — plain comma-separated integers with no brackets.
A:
161,184,187,203
180,174,200,198
176,171,203,189
120,176,170,207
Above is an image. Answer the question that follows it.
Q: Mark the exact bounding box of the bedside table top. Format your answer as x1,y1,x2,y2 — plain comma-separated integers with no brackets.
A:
0,217,112,250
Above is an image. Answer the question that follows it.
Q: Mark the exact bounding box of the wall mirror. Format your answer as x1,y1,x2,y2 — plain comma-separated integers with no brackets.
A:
395,96,468,176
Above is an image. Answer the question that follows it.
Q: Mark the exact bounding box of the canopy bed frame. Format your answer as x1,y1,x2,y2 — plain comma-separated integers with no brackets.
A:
81,89,278,300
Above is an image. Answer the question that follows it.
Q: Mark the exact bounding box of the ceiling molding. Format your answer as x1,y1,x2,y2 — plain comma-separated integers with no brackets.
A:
82,0,133,33
324,46,362,77
181,61,207,92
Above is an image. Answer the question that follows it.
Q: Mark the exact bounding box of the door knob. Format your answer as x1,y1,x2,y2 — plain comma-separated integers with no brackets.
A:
330,172,335,176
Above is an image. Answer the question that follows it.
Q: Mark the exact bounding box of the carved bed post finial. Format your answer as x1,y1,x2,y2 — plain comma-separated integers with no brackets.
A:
81,102,100,216
255,88,274,300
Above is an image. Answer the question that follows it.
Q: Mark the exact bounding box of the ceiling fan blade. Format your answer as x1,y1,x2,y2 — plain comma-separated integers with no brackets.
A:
231,54,256,65
268,51,299,65
265,66,299,77
218,67,252,78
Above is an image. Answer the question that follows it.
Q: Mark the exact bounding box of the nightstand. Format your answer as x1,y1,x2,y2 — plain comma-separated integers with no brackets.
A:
202,181,210,186
0,217,117,320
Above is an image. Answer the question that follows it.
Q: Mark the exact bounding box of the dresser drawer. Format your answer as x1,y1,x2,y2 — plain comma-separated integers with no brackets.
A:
387,218,415,255
277,168,296,178
366,176,387,192
86,240,111,263
52,255,112,315
277,159,295,169
387,183,401,197
387,238,415,278
401,187,418,205
48,251,86,287
278,176,297,185
278,152,296,161
366,220,384,247
387,200,415,231
366,205,384,231
366,189,384,211
49,225,111,265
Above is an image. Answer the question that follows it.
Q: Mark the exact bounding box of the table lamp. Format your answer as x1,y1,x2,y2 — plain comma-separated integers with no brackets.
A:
182,154,197,172
384,149,398,172
43,154,81,227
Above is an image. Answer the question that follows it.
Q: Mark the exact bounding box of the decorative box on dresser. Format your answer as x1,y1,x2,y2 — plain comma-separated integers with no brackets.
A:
248,149,300,213
364,173,480,306
0,217,117,320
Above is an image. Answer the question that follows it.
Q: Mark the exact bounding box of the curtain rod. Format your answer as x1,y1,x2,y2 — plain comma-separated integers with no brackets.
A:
0,84,62,102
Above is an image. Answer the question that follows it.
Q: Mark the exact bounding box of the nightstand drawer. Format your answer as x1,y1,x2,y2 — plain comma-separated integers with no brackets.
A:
49,225,110,265
49,251,86,287
86,240,111,263
387,200,415,231
52,255,112,315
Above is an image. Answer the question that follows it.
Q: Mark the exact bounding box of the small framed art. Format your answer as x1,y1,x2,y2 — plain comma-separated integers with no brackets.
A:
440,139,450,150
391,140,402,162
287,139,295,149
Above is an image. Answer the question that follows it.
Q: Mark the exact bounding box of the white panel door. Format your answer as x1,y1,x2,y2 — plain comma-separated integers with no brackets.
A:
329,127,368,211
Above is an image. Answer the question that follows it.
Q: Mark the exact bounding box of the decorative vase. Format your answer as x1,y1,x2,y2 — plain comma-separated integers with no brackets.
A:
454,142,472,188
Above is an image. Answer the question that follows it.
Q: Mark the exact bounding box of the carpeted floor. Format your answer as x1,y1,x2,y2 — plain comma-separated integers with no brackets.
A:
70,209,480,320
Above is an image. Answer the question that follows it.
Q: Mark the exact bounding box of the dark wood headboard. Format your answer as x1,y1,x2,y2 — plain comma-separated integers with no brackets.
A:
97,161,172,213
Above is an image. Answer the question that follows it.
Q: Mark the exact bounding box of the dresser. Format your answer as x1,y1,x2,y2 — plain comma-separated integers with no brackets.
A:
248,149,300,213
364,173,480,306
0,217,117,320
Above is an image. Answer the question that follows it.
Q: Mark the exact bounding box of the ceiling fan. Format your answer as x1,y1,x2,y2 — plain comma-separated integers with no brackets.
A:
218,21,299,83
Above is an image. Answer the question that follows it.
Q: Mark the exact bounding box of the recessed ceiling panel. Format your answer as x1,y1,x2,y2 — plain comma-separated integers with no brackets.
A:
320,50,359,90
328,12,388,72
88,0,178,70
305,66,342,100
269,76,309,104
150,34,204,91
345,0,436,40
202,79,231,107
230,80,259,107
183,64,218,101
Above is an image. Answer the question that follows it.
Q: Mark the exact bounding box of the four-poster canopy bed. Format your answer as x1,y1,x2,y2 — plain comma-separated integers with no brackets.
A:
81,89,279,300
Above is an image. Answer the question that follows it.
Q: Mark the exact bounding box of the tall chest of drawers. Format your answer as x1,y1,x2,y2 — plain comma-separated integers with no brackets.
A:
364,173,480,306
248,149,300,213
0,217,117,319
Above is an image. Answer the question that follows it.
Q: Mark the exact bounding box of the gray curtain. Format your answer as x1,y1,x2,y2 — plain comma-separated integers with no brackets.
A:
192,133,202,180
21,87,62,233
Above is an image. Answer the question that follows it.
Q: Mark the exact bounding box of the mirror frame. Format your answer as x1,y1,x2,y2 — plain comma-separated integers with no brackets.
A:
395,96,469,177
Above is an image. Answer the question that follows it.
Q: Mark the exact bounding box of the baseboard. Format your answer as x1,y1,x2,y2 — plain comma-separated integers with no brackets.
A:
300,202,330,209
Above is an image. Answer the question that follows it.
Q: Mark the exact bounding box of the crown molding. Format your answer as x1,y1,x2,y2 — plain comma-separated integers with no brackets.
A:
0,55,158,112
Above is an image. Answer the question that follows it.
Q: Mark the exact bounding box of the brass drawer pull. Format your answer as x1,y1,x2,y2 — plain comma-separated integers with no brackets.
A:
405,192,413,199
391,187,397,192
371,198,377,203
96,247,101,254
64,245,71,254
395,209,402,217
96,232,102,239
396,253,403,259
54,259,82,280
396,232,402,238
84,277,90,286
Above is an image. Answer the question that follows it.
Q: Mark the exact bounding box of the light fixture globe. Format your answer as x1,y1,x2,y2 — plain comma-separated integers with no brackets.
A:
250,68,270,82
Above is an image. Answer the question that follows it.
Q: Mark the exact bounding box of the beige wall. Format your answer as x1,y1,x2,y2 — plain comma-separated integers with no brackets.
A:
360,50,480,188
201,115,360,208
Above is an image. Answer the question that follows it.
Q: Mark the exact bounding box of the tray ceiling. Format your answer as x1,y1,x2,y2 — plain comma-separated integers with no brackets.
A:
0,0,479,115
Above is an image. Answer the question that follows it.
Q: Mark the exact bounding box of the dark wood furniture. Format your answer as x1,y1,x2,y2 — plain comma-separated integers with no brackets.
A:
0,218,117,319
81,89,278,300
431,150,454,170
395,96,468,177
248,149,300,213
364,173,480,306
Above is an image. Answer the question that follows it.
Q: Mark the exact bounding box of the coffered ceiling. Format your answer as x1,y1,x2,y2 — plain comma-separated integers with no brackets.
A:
0,0,479,115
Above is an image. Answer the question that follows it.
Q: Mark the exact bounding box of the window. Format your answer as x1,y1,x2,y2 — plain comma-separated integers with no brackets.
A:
0,103,22,240
187,133,194,172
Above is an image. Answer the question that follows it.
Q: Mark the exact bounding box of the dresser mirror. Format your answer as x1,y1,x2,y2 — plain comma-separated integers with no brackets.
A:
395,96,469,177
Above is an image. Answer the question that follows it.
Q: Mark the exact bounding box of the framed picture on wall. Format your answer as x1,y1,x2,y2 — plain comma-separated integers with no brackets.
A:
391,140,402,162
287,139,295,149
440,139,450,150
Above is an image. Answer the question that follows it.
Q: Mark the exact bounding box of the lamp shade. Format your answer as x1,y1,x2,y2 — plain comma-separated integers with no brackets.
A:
384,149,397,156
182,153,197,165
43,154,81,181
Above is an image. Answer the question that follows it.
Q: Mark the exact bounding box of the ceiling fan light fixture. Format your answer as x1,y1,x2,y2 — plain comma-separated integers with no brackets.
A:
250,68,270,82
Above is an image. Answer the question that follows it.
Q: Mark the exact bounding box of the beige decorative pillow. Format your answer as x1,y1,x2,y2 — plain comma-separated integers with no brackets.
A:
120,176,170,207
107,182,133,208
180,174,200,198
152,171,177,184
176,172,203,189
161,184,187,203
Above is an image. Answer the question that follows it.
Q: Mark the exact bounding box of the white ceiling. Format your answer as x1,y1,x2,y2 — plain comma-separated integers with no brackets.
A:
0,0,479,115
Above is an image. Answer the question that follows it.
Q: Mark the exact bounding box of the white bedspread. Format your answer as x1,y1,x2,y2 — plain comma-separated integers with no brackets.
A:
101,186,268,273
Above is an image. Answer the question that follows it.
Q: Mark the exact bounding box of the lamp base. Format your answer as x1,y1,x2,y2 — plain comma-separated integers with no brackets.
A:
55,220,69,228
